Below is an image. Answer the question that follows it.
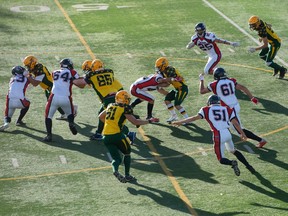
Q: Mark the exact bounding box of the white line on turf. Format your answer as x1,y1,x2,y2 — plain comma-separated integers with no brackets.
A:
160,51,166,56
193,49,201,55
59,155,67,164
228,48,235,53
11,158,19,168
197,147,208,156
202,0,288,67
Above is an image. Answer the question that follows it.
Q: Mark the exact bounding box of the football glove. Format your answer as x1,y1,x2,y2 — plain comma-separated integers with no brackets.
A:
231,42,240,47
248,47,256,53
251,97,258,105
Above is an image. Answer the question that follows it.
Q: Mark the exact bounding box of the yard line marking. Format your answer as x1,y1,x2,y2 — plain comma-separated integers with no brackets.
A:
11,158,19,168
59,155,67,164
106,152,113,162
0,166,111,181
160,51,166,56
54,0,96,59
138,127,198,216
127,53,133,58
243,145,255,154
228,48,235,53
197,147,208,156
202,0,288,67
193,49,201,55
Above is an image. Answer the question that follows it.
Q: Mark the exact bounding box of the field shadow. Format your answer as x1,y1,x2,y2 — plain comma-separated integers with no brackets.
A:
239,172,288,203
132,135,219,184
127,183,191,215
127,183,249,216
236,91,288,116
152,122,212,144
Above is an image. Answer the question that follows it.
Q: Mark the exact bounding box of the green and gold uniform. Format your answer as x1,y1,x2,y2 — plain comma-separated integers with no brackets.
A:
163,66,188,106
102,103,133,174
85,69,125,134
256,20,284,73
31,63,65,115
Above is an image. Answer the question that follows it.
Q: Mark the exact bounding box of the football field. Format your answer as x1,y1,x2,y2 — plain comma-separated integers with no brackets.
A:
0,0,287,215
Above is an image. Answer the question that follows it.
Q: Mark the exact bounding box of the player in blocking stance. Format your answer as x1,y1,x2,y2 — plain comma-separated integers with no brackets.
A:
172,95,256,176
0,66,30,131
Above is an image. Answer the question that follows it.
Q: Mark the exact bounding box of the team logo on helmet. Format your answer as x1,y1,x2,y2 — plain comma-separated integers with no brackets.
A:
248,15,260,30
155,57,169,73
23,55,38,71
195,22,206,37
60,58,74,69
207,95,221,106
12,66,26,76
115,90,131,105
82,60,92,71
213,67,227,80
91,59,104,72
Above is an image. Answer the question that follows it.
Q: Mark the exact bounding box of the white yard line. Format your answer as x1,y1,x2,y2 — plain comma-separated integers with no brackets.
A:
59,155,67,164
11,158,19,168
202,0,288,67
197,147,208,156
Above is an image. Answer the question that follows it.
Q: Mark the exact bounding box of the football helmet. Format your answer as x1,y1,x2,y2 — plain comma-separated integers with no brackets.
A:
115,90,131,105
207,95,221,106
60,58,74,69
155,57,169,72
23,55,38,71
12,66,26,76
248,15,260,30
82,60,92,71
213,67,227,80
91,59,104,71
195,22,206,37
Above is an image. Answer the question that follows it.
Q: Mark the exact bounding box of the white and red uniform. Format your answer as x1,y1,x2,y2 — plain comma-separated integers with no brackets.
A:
207,78,243,129
130,73,163,102
4,74,30,118
198,104,236,161
188,32,221,74
45,68,79,119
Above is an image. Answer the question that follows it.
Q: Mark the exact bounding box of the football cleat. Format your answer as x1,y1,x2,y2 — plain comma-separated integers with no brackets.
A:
0,123,9,132
56,114,67,120
231,160,240,176
125,175,137,182
113,171,126,183
273,68,279,76
90,133,103,141
166,114,178,123
16,121,26,126
256,139,267,148
279,67,287,79
43,134,52,142
69,123,78,135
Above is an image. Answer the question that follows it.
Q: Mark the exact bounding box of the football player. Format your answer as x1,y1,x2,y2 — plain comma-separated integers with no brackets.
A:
129,65,174,122
155,57,189,123
186,22,240,75
199,67,267,148
43,58,81,142
73,59,136,143
99,90,159,183
172,95,256,176
0,66,30,131
23,55,77,120
248,15,287,79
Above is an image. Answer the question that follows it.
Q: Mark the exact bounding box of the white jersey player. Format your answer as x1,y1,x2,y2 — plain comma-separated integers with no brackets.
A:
186,22,240,75
199,67,267,148
129,72,172,121
0,66,30,131
43,58,81,142
172,95,256,176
